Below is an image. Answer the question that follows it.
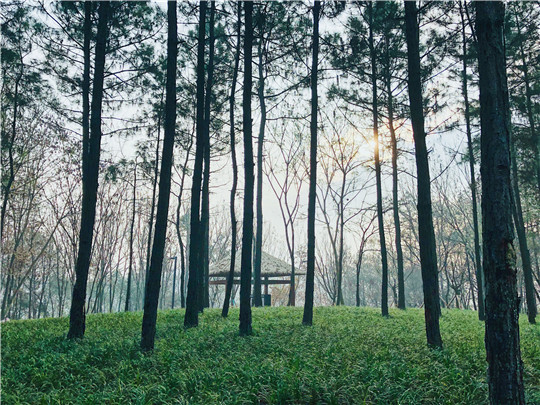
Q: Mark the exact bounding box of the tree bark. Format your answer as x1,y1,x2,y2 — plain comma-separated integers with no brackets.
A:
510,140,537,324
384,30,405,310
510,10,537,325
184,0,207,328
171,256,177,309
355,242,365,307
369,3,389,317
459,1,485,321
145,102,163,285
404,0,442,348
302,0,320,326
253,29,266,308
200,1,215,311
512,8,540,193
67,1,109,339
140,0,177,352
476,2,526,403
337,176,345,306
239,0,254,336
222,2,241,319
125,160,137,311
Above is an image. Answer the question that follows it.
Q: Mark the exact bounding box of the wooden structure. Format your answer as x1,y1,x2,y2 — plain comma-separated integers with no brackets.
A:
209,250,303,305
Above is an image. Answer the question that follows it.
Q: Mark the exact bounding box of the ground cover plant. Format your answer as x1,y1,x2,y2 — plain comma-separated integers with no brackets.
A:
2,307,539,404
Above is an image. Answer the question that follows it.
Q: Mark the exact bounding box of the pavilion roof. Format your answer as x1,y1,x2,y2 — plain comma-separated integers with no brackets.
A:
209,250,304,278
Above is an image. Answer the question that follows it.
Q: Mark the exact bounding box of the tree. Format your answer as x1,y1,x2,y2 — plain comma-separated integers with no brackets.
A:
476,2,526,403
252,4,267,309
1,2,64,319
505,2,540,325
239,0,254,336
458,1,485,321
140,0,177,351
316,120,366,306
200,1,216,311
506,2,540,195
404,0,442,348
510,133,537,324
222,2,241,318
266,123,307,307
329,1,407,310
353,210,377,307
252,2,311,308
67,0,110,340
125,159,137,311
184,1,207,329
381,4,406,311
368,2,389,317
303,0,320,326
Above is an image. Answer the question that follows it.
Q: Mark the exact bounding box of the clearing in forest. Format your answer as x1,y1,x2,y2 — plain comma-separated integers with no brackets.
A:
2,307,539,404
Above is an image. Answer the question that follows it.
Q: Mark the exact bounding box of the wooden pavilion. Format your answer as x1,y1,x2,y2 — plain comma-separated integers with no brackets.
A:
209,250,304,306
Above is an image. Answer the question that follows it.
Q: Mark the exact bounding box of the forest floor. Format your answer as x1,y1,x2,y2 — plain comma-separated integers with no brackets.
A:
2,306,539,404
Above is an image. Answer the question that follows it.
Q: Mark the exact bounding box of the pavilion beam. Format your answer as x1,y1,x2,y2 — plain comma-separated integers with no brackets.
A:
209,279,293,286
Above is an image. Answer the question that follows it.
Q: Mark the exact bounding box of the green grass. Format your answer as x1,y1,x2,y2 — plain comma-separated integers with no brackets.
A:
2,307,539,404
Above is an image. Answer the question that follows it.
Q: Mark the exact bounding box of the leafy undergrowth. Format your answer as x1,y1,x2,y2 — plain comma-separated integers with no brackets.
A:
2,307,539,404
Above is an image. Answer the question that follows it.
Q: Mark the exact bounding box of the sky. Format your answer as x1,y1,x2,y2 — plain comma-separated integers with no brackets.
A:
33,0,475,267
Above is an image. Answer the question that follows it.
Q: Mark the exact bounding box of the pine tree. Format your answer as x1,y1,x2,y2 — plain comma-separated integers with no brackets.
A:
239,0,254,337
302,0,320,327
184,1,207,329
404,0,442,349
476,2,526,403
68,1,110,339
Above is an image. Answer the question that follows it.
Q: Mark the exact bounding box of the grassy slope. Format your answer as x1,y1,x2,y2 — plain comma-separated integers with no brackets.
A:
2,307,539,404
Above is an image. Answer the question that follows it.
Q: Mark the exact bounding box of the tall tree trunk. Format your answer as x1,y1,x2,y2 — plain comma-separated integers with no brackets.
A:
179,240,185,307
38,273,48,319
222,2,241,318
370,3,389,317
355,242,364,307
67,1,109,339
404,1,442,349
459,1,485,321
175,172,187,310
200,1,215,311
302,0,320,326
28,266,34,319
512,9,540,193
510,10,537,325
171,256,177,308
384,32,405,310
337,177,345,306
140,0,177,351
239,0,254,336
175,127,192,311
125,160,137,311
145,104,162,284
184,1,207,328
510,140,537,324
476,2,526,403
253,31,266,308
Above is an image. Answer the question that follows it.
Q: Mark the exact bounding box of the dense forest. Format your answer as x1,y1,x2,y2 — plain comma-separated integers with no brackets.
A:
1,1,539,403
